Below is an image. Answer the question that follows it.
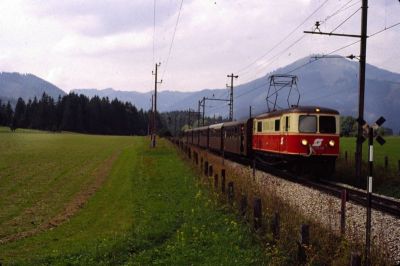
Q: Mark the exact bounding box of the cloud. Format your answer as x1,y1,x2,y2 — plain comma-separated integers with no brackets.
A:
53,30,152,56
25,0,190,36
0,0,398,93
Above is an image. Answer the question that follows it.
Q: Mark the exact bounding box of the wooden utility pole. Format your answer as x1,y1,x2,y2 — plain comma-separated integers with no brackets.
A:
355,0,369,185
198,100,201,127
152,63,162,148
304,0,369,185
149,94,154,137
202,97,205,126
199,96,229,126
227,73,238,121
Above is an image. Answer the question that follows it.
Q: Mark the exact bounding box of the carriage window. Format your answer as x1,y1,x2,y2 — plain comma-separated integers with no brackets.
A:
274,119,280,131
257,121,262,132
319,116,336,133
299,115,317,133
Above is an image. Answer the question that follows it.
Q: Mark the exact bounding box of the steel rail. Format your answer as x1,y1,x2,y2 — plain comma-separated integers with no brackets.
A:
172,140,400,218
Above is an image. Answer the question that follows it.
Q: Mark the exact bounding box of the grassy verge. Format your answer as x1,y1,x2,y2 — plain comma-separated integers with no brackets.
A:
0,131,268,265
339,137,400,169
184,145,392,265
335,137,400,198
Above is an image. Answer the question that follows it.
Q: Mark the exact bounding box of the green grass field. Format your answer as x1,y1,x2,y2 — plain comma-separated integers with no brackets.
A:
336,136,400,198
0,127,268,265
339,136,400,170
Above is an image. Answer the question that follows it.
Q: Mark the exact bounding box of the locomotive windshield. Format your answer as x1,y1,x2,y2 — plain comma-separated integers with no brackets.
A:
299,115,336,133
299,115,317,133
319,116,336,133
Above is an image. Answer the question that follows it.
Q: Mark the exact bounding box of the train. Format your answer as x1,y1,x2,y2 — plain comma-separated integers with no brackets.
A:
181,106,340,176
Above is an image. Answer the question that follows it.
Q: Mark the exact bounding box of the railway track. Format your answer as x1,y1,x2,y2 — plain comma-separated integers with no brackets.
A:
252,155,400,218
175,140,400,219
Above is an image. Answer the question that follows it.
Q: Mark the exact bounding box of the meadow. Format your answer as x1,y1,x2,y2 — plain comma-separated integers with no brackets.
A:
0,127,268,265
336,136,400,197
339,136,400,170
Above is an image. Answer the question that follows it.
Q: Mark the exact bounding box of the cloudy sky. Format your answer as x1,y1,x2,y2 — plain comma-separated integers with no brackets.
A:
0,0,399,93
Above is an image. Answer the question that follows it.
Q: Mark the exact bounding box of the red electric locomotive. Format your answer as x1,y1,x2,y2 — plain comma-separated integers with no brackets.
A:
252,106,339,174
182,105,340,175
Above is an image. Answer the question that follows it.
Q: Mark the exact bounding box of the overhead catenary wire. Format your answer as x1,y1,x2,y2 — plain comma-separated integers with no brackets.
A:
197,2,400,119
320,0,360,25
235,0,330,75
284,20,400,75
369,21,400,37
284,39,361,74
329,6,361,34
161,0,184,81
237,0,360,85
240,0,363,83
243,34,308,82
152,0,157,66
232,20,400,106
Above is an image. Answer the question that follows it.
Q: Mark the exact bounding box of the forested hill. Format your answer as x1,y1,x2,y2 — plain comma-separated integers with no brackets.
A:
0,93,156,136
0,72,65,102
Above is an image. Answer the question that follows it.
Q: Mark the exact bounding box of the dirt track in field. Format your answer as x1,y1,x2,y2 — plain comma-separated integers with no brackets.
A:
0,151,120,244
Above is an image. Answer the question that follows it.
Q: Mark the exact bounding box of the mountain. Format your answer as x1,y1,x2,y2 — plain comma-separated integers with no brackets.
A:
72,88,193,111
162,55,400,133
0,72,65,103
2,56,399,132
73,56,400,134
229,56,400,133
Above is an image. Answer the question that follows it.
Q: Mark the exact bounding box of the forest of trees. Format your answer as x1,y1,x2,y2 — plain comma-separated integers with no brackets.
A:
0,93,164,136
340,116,394,136
1,95,395,137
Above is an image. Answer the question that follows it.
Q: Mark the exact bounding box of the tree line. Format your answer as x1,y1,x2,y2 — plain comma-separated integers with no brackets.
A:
0,93,164,135
340,116,394,136
1,95,395,136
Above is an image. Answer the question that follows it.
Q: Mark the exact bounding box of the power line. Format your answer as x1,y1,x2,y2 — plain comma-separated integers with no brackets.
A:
232,20,400,107
370,21,400,37
330,7,361,34
152,0,157,65
238,0,358,83
247,35,307,80
284,39,360,74
320,0,359,25
235,0,330,75
239,0,363,84
284,20,400,75
234,82,268,100
161,0,184,80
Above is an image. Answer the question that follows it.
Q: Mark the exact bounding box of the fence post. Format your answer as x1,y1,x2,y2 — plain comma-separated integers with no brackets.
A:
240,194,247,216
298,224,309,264
253,198,262,230
271,212,280,241
350,252,361,266
398,160,400,175
221,169,226,193
204,161,208,176
214,174,218,190
252,158,256,180
228,182,234,204
345,151,348,162
208,165,213,177
384,156,389,170
340,189,347,235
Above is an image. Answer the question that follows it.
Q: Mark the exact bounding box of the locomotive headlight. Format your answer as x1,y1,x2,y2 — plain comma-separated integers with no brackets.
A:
329,140,335,147
301,139,308,146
